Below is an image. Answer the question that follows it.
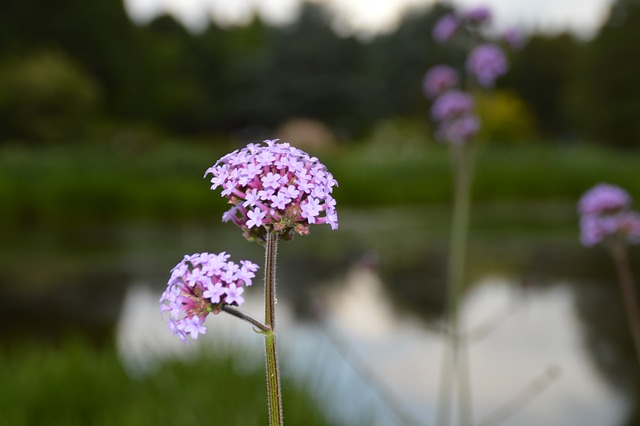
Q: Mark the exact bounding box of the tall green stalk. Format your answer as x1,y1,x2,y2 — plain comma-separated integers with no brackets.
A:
437,143,475,426
263,229,283,426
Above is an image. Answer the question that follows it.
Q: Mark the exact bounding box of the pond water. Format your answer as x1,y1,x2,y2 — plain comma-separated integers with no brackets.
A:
2,204,639,425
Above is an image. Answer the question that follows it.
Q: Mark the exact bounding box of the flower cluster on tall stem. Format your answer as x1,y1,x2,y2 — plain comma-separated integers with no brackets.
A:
426,6,522,426
578,183,640,247
162,138,338,426
205,139,338,242
425,6,519,145
579,183,640,369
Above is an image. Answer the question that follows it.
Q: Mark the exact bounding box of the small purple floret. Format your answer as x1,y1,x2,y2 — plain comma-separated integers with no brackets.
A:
466,43,509,88
503,27,525,50
578,184,640,247
423,65,460,99
436,115,481,145
462,6,492,25
578,183,631,216
433,13,459,43
431,90,475,122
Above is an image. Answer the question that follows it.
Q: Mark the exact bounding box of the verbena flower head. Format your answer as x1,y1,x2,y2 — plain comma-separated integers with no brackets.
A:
433,13,459,43
423,65,460,99
462,6,492,25
436,115,481,145
431,90,475,122
160,252,259,343
578,183,631,216
503,27,525,50
205,139,338,242
466,43,509,88
580,212,640,247
578,184,640,247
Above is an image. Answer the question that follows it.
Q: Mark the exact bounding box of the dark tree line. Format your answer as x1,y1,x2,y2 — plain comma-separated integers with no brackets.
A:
1,0,639,148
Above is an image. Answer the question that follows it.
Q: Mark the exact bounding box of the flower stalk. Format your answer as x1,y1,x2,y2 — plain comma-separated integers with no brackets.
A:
263,229,283,426
162,139,338,425
437,142,475,426
609,241,640,369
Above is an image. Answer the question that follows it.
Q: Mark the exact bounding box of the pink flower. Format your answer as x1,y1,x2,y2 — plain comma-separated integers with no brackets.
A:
462,6,492,25
578,183,631,216
205,139,338,242
160,252,259,343
433,13,459,43
423,65,460,99
466,43,509,88
578,184,640,247
431,90,475,122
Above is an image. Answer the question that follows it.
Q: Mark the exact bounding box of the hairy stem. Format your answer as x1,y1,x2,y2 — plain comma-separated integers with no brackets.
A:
263,229,283,426
221,306,269,333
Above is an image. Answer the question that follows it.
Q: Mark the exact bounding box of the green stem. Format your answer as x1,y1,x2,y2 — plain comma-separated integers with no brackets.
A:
221,305,270,333
263,229,283,426
438,143,475,426
447,143,473,318
610,241,640,370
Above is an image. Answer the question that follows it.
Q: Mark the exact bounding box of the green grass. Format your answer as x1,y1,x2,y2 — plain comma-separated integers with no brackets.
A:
0,140,638,228
0,338,336,426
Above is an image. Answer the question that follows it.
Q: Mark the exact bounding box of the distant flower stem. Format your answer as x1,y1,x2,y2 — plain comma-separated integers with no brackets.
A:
263,229,283,426
610,241,640,369
438,143,475,426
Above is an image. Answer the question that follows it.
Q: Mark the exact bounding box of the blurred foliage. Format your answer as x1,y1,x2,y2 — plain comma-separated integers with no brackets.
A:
504,33,583,139
0,50,101,144
577,0,640,148
0,338,337,426
475,90,536,143
0,0,639,147
1,141,638,228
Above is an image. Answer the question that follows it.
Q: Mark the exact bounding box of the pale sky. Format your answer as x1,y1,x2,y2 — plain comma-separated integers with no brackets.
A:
124,0,614,38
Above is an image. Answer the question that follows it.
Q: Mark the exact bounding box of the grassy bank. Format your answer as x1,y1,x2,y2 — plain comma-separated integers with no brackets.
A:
0,338,336,426
0,141,638,227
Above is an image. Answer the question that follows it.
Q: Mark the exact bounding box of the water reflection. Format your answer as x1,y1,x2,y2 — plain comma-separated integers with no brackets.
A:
2,206,640,424
117,270,631,425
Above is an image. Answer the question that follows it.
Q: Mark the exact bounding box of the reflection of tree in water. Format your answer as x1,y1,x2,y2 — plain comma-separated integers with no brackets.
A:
0,226,131,348
277,237,448,326
378,246,447,325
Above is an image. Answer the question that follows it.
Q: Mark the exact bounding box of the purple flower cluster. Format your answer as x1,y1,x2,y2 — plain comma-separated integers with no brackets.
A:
578,184,640,247
503,27,525,50
160,252,259,342
433,6,522,48
428,88,480,145
205,139,338,241
431,91,474,121
423,65,459,98
433,13,459,43
426,5,522,145
578,183,631,216
466,44,509,88
461,6,492,25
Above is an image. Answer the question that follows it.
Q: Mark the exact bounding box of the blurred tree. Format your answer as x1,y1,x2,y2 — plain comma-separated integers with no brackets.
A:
363,4,457,127
0,0,143,117
137,15,224,135
0,50,101,144
577,0,640,148
226,2,368,139
505,33,583,139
